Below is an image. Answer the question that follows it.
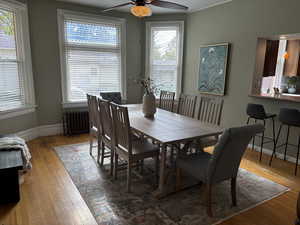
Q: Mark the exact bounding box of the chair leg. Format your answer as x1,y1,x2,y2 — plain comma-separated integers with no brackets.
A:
206,184,213,217
89,135,93,156
269,124,282,166
100,143,105,167
127,161,132,193
284,125,290,161
295,136,300,176
175,167,181,191
140,159,144,175
260,120,266,162
113,153,118,180
155,155,159,185
252,119,257,151
110,148,114,176
97,138,101,164
231,177,237,206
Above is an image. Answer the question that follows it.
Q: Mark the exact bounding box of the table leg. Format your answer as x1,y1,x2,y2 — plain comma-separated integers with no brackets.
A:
153,144,167,198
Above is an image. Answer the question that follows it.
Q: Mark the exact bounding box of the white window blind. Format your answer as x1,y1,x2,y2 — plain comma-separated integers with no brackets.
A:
146,22,184,97
0,7,25,111
61,16,123,103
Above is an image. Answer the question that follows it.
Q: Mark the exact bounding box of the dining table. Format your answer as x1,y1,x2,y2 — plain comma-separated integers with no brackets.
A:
126,104,224,198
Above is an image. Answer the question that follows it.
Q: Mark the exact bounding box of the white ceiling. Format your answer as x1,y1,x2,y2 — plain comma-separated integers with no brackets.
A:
58,0,231,14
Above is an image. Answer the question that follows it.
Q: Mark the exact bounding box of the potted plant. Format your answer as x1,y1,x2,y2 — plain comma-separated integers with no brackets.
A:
287,76,297,94
139,78,157,118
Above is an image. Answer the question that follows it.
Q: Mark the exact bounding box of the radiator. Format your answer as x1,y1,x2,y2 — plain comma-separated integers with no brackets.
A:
63,111,89,136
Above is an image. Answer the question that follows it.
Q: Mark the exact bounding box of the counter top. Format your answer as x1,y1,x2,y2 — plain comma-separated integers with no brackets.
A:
250,93,300,103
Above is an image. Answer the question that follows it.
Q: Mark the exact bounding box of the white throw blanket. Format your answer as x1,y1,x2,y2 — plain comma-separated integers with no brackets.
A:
0,136,32,170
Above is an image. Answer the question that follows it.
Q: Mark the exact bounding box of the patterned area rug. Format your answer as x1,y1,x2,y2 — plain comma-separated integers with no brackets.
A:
54,143,289,225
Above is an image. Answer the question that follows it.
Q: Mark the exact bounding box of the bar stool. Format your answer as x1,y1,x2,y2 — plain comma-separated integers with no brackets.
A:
269,108,300,175
246,103,276,161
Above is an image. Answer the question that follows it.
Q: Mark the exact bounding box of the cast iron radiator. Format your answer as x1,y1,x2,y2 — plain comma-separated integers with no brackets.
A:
62,111,89,136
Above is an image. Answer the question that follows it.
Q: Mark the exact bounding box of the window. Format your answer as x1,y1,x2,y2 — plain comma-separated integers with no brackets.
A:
57,10,126,106
146,21,184,97
0,0,35,119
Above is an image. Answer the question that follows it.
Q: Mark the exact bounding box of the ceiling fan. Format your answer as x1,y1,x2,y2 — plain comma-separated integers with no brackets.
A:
102,0,188,18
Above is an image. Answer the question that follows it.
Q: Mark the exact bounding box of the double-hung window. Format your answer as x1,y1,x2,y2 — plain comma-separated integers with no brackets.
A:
0,0,35,119
146,21,184,98
57,10,126,107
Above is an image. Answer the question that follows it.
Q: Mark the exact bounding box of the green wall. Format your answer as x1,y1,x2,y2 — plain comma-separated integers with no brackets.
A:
3,0,300,157
184,0,300,154
0,0,143,134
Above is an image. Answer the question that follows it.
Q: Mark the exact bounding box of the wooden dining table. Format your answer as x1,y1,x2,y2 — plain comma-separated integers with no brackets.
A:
126,104,224,198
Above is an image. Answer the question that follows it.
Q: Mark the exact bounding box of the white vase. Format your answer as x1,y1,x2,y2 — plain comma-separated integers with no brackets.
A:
142,93,156,118
288,86,297,94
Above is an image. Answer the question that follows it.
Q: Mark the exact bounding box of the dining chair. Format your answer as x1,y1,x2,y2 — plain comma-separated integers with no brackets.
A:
177,94,197,118
195,95,224,150
159,90,175,112
97,98,114,174
111,103,160,192
176,124,264,217
100,92,122,104
87,94,101,157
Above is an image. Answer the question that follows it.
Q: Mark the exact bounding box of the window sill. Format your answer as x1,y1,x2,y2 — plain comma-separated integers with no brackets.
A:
62,101,88,108
0,105,36,120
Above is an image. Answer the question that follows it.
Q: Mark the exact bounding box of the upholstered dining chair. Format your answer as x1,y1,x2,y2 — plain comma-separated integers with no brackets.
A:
87,94,101,158
100,92,122,104
97,98,114,174
176,124,264,217
177,94,197,118
159,90,175,112
111,103,160,192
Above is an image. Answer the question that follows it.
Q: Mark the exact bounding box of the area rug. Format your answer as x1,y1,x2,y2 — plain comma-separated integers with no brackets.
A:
54,142,289,225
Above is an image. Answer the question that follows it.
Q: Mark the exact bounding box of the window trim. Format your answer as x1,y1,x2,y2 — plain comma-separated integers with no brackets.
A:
0,0,36,120
145,21,184,99
57,9,127,108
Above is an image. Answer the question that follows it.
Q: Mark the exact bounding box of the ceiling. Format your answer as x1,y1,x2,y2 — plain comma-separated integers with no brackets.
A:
58,0,232,14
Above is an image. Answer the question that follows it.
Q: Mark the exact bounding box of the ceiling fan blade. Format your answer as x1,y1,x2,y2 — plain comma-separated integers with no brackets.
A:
103,2,134,12
150,0,188,10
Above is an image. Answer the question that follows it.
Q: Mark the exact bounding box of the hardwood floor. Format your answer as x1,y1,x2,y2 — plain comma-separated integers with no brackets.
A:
0,134,299,225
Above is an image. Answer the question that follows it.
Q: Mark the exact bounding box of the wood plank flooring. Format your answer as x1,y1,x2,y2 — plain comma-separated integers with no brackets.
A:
0,134,299,225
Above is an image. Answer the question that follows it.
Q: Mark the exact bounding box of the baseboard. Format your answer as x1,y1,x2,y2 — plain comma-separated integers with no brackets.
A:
248,144,300,165
15,123,63,141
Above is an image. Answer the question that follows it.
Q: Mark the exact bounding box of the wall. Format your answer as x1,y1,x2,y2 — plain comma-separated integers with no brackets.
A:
183,0,300,155
0,0,143,134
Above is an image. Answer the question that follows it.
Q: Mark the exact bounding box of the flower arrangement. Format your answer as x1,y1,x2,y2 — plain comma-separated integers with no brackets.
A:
138,78,158,95
287,76,297,87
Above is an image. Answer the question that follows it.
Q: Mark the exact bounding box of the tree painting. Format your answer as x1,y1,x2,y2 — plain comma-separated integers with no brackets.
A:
198,43,229,96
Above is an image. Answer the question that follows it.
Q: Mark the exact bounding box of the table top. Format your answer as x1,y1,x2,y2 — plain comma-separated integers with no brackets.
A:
126,104,223,144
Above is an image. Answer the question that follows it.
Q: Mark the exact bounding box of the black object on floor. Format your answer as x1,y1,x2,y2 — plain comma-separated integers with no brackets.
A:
0,150,23,204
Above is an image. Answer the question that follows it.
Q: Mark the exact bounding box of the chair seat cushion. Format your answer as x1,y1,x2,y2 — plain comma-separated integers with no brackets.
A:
177,152,212,182
190,136,218,149
265,113,276,119
131,140,159,156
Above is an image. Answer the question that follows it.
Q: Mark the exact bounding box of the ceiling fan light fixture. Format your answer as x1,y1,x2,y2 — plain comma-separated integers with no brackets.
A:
130,5,152,17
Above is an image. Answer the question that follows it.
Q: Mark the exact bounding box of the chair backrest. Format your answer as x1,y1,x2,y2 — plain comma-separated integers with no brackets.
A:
207,124,264,184
98,98,113,140
87,94,98,129
159,90,175,112
100,92,122,104
246,103,266,119
111,103,132,155
279,108,300,126
197,96,224,126
177,94,197,118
